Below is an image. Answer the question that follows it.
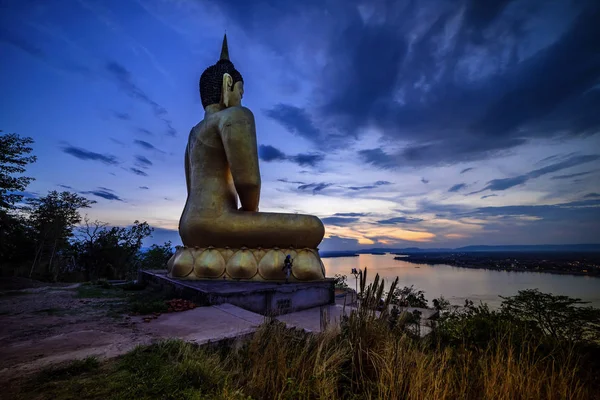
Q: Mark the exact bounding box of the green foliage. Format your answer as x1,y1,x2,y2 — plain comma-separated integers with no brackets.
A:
390,285,428,308
500,289,600,342
37,357,100,383
139,241,174,271
76,284,126,299
26,191,95,280
333,273,349,290
432,296,450,311
0,131,37,210
0,131,37,266
71,219,153,280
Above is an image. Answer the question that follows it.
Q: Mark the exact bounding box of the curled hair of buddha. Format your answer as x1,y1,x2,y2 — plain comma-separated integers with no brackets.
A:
199,34,243,108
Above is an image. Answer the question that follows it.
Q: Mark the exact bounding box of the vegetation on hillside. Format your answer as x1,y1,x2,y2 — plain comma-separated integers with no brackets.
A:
10,275,600,400
0,131,173,281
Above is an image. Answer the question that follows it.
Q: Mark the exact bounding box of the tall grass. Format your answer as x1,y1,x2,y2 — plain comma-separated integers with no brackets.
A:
16,273,598,399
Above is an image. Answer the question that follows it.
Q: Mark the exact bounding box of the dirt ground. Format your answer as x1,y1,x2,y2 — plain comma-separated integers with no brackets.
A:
0,279,160,382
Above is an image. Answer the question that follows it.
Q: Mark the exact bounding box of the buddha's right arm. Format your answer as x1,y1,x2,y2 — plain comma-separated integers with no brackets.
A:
184,142,190,195
221,107,261,212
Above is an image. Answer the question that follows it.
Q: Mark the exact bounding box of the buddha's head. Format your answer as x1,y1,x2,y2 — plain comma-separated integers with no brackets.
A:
199,34,244,110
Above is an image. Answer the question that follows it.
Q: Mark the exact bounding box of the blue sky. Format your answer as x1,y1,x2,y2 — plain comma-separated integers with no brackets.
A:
1,0,599,251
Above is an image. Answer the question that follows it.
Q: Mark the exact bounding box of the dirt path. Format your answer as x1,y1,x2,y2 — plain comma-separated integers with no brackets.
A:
0,282,156,381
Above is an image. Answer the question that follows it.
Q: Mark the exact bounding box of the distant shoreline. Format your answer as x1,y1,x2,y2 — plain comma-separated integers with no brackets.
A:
397,253,600,278
320,251,600,278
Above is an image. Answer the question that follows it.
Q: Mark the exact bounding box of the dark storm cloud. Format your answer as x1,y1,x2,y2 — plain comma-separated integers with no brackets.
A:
297,182,332,194
264,104,322,141
421,178,429,184
139,186,150,190
259,145,324,167
218,0,600,167
377,216,424,225
62,146,119,165
106,62,176,137
448,183,467,193
460,168,474,174
584,193,600,199
81,189,123,201
550,170,594,180
481,194,498,199
321,217,360,225
476,154,600,192
134,155,153,168
130,167,148,176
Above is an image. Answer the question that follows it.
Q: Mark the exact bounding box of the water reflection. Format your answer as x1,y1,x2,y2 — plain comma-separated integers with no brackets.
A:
324,254,600,309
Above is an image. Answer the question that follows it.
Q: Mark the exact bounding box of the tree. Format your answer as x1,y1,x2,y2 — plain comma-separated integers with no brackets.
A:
0,131,37,269
391,285,429,308
139,241,174,271
0,131,37,210
26,191,95,279
501,289,600,342
72,220,153,280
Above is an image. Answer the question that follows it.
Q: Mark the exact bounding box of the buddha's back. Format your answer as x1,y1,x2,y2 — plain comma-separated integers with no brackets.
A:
183,112,238,219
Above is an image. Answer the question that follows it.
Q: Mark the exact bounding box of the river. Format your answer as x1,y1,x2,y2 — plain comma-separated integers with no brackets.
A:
323,253,600,309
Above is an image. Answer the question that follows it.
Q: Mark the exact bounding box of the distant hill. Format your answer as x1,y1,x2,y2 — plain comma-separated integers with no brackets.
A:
321,244,600,257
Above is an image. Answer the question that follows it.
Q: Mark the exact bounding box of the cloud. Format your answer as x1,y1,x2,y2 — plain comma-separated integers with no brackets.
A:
297,182,332,194
477,154,600,192
62,146,119,165
550,170,594,180
134,139,157,150
347,180,392,191
259,145,324,167
258,145,287,162
264,104,321,142
421,178,429,184
81,188,123,201
130,167,148,176
481,194,498,199
334,212,369,217
57,184,73,190
358,148,397,169
0,26,92,76
584,193,600,198
460,168,474,174
277,178,306,185
105,61,176,136
377,217,424,225
113,111,131,120
289,153,324,167
448,183,467,193
137,128,153,136
219,1,600,167
135,155,153,168
321,217,360,225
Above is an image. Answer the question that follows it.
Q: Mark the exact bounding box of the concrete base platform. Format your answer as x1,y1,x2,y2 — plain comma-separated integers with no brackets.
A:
139,270,335,316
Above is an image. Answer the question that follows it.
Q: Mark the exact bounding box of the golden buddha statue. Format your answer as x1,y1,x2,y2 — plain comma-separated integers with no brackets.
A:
168,35,326,282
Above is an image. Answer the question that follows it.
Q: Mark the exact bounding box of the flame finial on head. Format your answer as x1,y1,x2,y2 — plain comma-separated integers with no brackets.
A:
220,33,229,61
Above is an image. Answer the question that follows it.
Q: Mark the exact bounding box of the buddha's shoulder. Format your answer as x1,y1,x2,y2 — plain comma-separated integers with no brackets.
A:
220,106,255,123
